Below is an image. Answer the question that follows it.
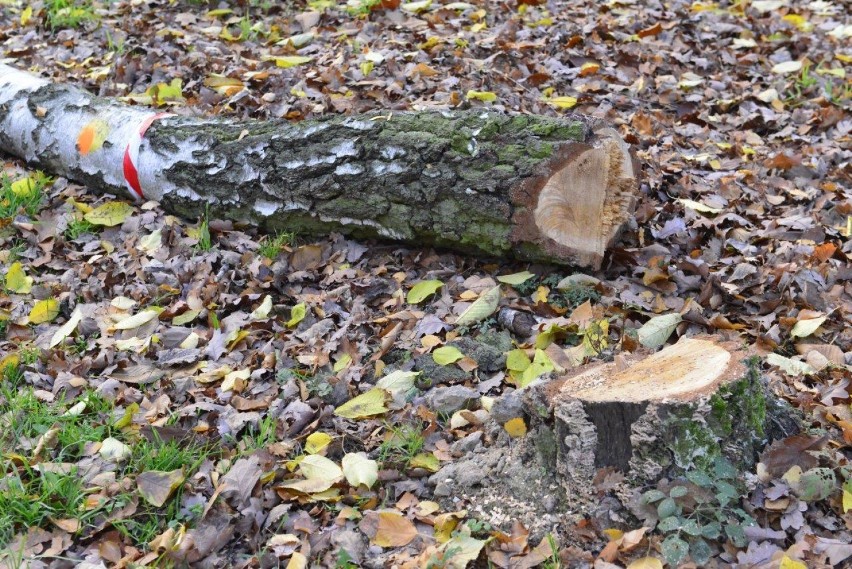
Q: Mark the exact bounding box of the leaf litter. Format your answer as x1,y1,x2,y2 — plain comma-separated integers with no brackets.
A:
0,0,851,567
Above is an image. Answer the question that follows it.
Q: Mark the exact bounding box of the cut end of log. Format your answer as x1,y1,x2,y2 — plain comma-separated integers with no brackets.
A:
522,126,638,268
561,337,744,403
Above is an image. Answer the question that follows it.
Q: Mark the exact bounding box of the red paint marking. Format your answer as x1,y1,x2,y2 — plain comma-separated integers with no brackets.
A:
123,148,144,200
122,112,175,201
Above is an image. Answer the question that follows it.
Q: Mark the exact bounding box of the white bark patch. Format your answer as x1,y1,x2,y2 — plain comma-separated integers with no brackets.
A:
370,161,406,175
330,140,358,158
282,159,305,169
253,200,280,216
334,163,364,176
341,119,375,131
380,146,406,160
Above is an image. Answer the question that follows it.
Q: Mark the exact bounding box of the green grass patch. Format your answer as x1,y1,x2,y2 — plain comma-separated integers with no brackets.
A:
0,363,211,550
46,0,99,29
377,421,426,470
258,231,295,259
0,173,47,220
64,217,99,241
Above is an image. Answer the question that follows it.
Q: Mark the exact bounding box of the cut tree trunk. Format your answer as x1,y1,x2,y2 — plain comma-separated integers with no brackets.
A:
0,64,639,268
531,335,795,495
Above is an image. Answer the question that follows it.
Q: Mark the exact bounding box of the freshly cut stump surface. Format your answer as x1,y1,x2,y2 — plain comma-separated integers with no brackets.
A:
549,336,771,494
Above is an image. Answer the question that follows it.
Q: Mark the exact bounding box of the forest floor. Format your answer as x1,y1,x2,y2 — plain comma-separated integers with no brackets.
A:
0,0,851,567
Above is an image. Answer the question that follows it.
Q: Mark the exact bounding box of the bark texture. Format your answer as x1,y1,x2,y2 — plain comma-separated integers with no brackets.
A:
0,64,639,268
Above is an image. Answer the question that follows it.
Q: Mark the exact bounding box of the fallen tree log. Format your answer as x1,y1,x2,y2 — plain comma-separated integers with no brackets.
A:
0,64,638,268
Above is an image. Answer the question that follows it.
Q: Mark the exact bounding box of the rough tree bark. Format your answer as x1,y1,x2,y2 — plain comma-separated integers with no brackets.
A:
0,64,639,268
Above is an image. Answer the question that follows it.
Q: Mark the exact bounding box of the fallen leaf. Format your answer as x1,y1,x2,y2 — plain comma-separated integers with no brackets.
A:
84,201,134,227
342,453,378,488
29,298,60,324
372,511,418,547
496,271,535,285
637,313,681,349
49,307,84,348
433,345,464,365
137,468,185,507
454,285,501,326
790,316,826,338
335,388,389,419
5,262,33,294
407,280,443,304
504,417,527,438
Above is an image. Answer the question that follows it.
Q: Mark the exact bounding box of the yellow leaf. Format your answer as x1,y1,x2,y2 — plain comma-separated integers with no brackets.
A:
265,55,312,68
504,417,527,438
627,557,664,569
29,298,60,324
342,452,379,488
433,345,464,365
518,349,554,387
20,5,32,25
305,432,333,455
409,452,440,472
5,262,33,294
49,307,83,348
506,349,531,372
287,303,307,328
10,176,39,198
532,285,549,303
454,285,501,326
299,454,343,483
496,271,535,285
286,552,307,569
434,511,465,543
334,388,389,419
84,201,134,227
843,488,852,513
603,528,623,541
333,353,352,372
407,280,443,304
779,555,807,569
372,511,418,547
249,295,273,320
465,90,497,103
772,60,803,74
546,96,578,109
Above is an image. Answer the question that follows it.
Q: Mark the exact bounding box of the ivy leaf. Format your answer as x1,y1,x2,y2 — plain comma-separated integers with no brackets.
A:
660,535,689,567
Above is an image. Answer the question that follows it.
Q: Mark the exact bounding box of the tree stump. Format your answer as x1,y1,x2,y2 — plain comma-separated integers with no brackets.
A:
0,64,639,268
544,336,779,495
